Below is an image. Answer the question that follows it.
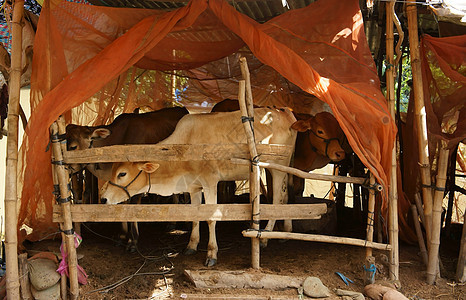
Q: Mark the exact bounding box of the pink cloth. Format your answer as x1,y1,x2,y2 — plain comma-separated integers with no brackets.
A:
56,233,88,285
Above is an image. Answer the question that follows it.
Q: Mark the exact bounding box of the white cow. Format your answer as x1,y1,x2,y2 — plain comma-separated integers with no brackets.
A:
100,108,298,266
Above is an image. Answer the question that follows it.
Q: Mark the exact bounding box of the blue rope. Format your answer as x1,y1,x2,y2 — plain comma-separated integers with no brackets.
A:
363,263,377,282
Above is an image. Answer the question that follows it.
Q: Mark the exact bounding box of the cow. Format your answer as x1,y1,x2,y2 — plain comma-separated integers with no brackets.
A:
211,99,346,199
66,106,189,251
100,108,298,266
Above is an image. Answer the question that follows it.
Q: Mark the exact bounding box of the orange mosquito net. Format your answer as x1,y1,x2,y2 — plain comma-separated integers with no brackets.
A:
403,34,466,205
18,0,397,242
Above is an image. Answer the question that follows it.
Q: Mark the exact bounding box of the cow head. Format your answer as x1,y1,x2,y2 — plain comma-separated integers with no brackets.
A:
66,124,111,151
291,112,346,161
65,124,111,173
100,162,158,205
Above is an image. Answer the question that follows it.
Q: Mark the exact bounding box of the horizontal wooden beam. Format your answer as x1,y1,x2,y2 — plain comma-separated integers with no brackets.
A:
63,144,293,164
242,230,392,251
53,203,327,223
232,158,384,191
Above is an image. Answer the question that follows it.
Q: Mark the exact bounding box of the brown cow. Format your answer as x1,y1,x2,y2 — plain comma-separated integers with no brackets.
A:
66,106,189,251
211,99,346,199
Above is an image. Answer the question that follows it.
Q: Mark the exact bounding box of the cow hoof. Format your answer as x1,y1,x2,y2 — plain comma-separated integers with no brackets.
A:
184,248,197,256
205,258,217,267
127,245,137,253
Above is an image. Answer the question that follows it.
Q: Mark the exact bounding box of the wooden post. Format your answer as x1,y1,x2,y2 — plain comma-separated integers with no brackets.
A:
364,174,376,284
457,220,466,283
406,0,433,246
411,205,428,266
445,145,458,236
238,57,261,269
366,174,376,258
426,143,449,284
50,118,80,299
386,0,399,281
18,253,32,300
51,153,69,300
4,1,24,298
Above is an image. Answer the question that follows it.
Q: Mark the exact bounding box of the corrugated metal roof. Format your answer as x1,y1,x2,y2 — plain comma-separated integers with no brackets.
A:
87,0,317,23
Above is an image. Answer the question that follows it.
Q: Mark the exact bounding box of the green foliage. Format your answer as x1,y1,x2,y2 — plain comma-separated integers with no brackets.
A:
396,55,412,113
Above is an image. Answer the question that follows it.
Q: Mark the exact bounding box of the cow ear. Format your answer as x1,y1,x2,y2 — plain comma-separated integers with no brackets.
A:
91,128,111,140
291,120,311,132
139,162,160,174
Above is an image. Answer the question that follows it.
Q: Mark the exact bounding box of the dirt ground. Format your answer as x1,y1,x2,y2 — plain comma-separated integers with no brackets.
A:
25,218,465,300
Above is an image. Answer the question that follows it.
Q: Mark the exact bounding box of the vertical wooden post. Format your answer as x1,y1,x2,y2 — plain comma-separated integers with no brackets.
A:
427,143,449,284
50,117,79,299
239,57,261,269
445,145,458,236
365,174,376,258
386,0,399,280
51,152,69,300
411,205,428,266
457,220,466,283
18,253,32,300
406,0,433,245
364,174,376,284
4,1,24,299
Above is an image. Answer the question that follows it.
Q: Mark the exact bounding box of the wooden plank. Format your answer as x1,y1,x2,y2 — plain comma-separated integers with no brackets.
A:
233,158,384,191
62,144,293,164
53,203,327,223
242,230,392,251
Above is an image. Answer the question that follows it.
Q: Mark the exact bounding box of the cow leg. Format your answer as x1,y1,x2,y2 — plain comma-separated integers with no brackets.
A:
204,184,218,267
185,190,202,256
261,170,290,248
120,194,142,252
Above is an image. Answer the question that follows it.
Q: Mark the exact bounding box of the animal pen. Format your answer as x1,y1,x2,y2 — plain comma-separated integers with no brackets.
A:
2,0,465,299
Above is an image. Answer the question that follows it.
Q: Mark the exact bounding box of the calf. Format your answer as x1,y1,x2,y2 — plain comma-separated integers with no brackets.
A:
100,108,298,266
66,107,189,250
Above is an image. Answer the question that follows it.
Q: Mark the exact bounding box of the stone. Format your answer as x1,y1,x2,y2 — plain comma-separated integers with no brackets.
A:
302,276,331,298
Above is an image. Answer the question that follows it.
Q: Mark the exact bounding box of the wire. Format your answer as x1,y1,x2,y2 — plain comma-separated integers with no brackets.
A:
81,223,121,244
378,0,442,5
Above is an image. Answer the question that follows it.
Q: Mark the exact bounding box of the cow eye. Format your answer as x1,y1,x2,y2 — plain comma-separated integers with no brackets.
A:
118,172,127,178
317,130,324,135
69,145,77,150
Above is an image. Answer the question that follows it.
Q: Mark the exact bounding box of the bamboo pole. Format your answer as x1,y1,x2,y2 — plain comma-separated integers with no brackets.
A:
426,142,449,284
364,174,376,285
414,193,426,227
456,220,466,283
50,119,79,299
366,174,376,258
231,158,383,191
406,0,433,245
242,230,392,251
238,57,261,270
411,205,428,266
51,152,69,300
4,1,24,298
386,0,399,281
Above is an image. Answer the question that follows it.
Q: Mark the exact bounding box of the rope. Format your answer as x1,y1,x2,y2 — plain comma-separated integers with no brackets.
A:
363,263,377,282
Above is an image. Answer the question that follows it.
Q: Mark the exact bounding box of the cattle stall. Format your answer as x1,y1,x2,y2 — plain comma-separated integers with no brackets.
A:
46,57,393,299
2,0,465,299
